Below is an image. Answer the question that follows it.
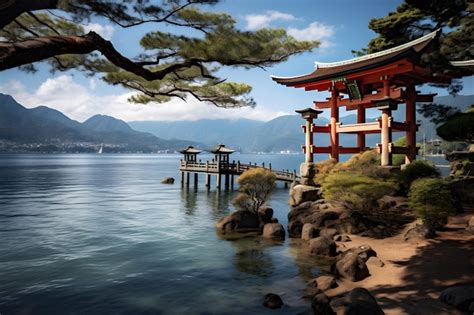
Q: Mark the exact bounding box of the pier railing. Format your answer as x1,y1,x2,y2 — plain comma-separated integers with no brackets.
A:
179,160,298,182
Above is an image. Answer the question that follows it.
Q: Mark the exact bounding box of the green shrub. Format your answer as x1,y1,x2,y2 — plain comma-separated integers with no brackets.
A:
333,149,380,172
314,158,337,184
321,171,398,211
330,149,395,179
408,178,455,230
399,160,440,188
233,168,276,212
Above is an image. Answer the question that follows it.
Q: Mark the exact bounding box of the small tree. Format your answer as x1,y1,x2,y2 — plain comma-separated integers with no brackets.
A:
408,178,455,230
233,168,276,213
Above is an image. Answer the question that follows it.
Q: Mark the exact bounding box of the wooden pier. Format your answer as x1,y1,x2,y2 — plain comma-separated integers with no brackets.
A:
179,144,299,190
179,160,298,189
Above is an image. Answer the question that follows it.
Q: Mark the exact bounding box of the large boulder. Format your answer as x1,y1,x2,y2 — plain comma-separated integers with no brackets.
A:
300,162,317,178
312,275,338,291
440,285,474,312
309,236,337,257
403,223,435,241
262,223,285,239
334,234,351,242
339,288,384,315
301,223,318,241
216,210,260,234
289,184,322,207
333,251,370,282
312,293,336,315
340,245,377,262
263,293,283,309
288,203,340,238
320,228,339,239
366,256,385,268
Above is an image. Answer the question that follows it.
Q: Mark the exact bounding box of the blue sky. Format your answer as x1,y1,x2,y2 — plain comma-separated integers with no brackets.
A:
0,0,472,122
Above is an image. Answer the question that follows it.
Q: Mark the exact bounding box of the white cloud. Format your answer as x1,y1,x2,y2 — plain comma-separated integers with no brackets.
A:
245,10,296,30
287,22,335,48
0,75,288,122
83,22,114,40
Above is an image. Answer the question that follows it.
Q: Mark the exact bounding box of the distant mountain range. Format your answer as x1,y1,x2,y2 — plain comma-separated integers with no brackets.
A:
0,94,195,153
129,94,474,152
1,93,472,153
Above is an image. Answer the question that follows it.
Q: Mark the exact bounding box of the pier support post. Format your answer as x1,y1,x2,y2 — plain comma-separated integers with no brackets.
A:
180,171,184,186
216,174,221,189
194,173,198,187
205,174,210,188
231,175,234,190
224,174,230,190
186,172,190,187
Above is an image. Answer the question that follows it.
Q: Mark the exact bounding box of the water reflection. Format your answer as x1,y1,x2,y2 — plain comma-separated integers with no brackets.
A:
180,187,198,215
286,238,332,282
226,236,283,279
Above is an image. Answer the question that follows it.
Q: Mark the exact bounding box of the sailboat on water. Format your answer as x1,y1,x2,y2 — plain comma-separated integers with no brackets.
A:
98,144,104,154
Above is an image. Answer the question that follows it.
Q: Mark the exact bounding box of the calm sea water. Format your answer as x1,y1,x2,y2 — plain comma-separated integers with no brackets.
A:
0,153,330,315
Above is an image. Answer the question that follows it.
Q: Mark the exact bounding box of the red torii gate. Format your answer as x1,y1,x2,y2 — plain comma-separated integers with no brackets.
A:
272,30,468,167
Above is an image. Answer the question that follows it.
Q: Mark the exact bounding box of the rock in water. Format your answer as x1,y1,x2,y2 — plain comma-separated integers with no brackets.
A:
161,177,175,184
215,210,260,234
262,223,285,239
440,285,474,312
309,236,337,257
258,207,274,224
312,293,335,315
341,288,384,315
263,293,283,309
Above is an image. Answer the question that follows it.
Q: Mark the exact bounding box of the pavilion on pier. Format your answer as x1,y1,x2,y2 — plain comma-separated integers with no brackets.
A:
272,29,472,166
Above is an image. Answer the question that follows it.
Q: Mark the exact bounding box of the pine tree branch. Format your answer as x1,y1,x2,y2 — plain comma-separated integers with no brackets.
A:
0,32,203,79
0,0,59,29
26,11,61,35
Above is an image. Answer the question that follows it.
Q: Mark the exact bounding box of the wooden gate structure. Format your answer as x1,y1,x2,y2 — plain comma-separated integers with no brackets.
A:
272,29,472,166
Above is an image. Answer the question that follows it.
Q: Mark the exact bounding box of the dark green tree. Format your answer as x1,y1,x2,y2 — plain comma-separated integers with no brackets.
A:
436,106,474,144
0,0,318,107
354,0,472,93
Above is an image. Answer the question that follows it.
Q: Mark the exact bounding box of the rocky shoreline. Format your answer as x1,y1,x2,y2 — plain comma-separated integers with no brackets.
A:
215,176,474,314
